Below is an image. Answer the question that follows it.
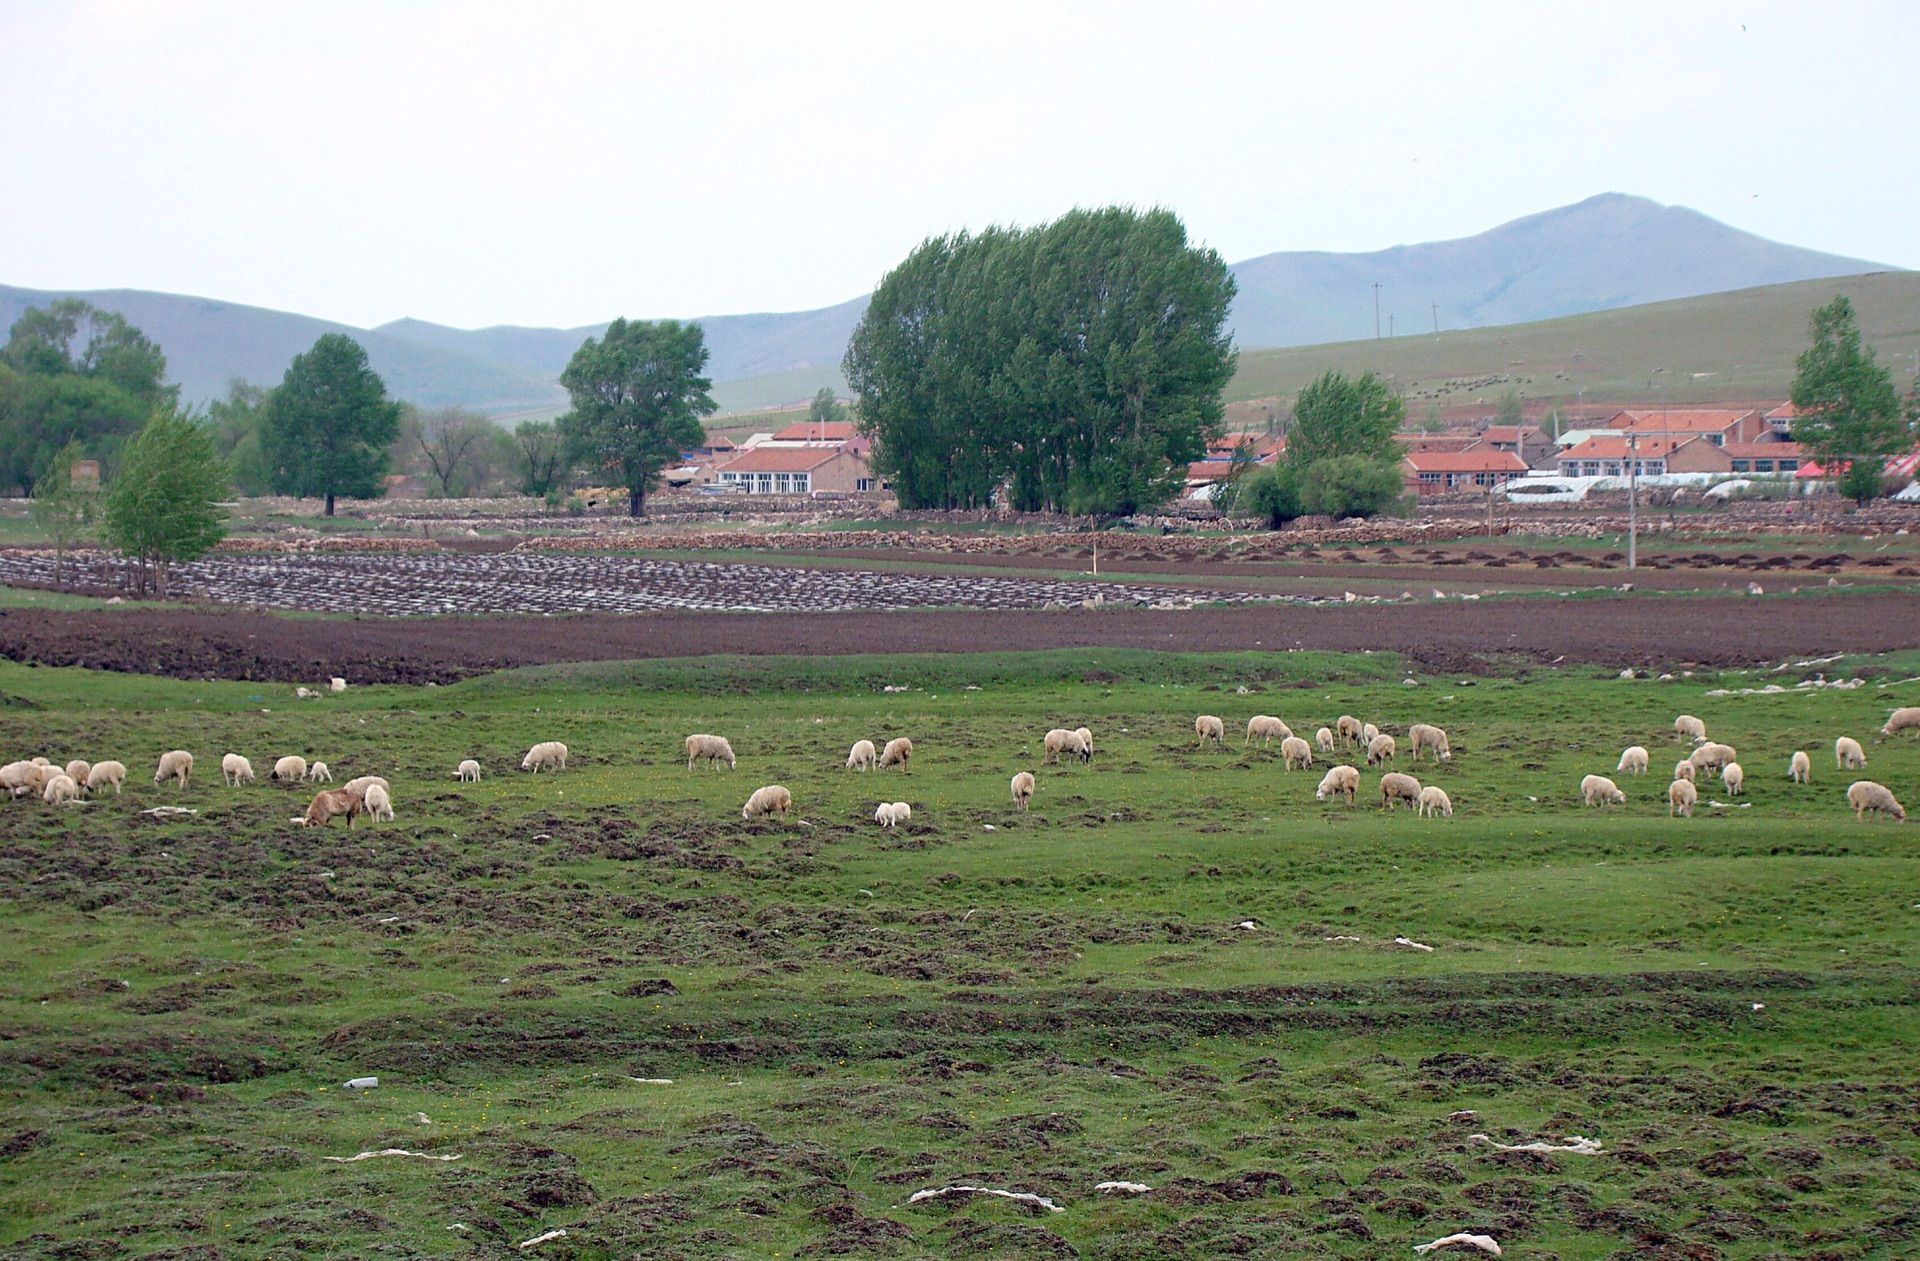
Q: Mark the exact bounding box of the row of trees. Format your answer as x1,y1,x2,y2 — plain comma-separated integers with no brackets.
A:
844,207,1238,515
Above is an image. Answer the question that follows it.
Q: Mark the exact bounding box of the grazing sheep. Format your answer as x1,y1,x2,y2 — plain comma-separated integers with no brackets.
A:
1379,771,1422,810
307,761,333,783
1848,780,1905,822
329,677,347,693
1011,771,1035,811
301,787,363,828
271,755,307,782
362,783,394,823
845,740,877,771
42,773,80,805
1194,715,1225,747
1417,785,1453,818
685,733,737,772
1581,774,1626,807
86,761,127,795
1674,759,1696,783
1337,715,1363,747
1043,728,1089,764
1882,707,1920,737
154,750,193,789
1365,734,1396,767
1407,723,1451,764
1280,735,1314,771
741,784,792,821
1689,742,1736,774
1722,762,1744,795
521,741,568,773
1669,778,1698,817
221,754,255,786
1075,727,1094,760
874,801,911,828
1315,726,1335,753
1245,715,1291,747
1361,722,1381,746
1789,751,1810,784
1675,714,1707,743
342,775,389,798
880,737,913,772
1315,764,1360,805
64,759,91,789
1617,746,1650,776
1,760,37,797
1835,736,1866,770
457,759,482,782
29,757,49,767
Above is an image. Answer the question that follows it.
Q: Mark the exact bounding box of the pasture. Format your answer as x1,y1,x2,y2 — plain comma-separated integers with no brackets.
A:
2,648,1917,1259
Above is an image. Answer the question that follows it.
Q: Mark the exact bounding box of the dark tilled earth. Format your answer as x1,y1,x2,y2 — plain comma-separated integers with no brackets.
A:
4,591,1917,684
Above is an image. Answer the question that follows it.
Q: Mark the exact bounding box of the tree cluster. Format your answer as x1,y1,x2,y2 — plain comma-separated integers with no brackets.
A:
0,299,175,493
1238,369,1407,526
843,207,1238,515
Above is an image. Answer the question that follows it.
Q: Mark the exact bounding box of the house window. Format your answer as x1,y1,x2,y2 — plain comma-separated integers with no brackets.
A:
1420,472,1441,484
1709,434,1724,446
774,473,793,493
1731,459,1751,472
794,474,811,493
856,477,875,491
755,474,774,494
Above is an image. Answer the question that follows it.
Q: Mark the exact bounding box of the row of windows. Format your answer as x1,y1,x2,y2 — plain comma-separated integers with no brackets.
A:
1416,471,1517,487
719,471,813,493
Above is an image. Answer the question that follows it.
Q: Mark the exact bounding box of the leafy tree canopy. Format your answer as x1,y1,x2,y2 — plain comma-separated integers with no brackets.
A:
808,387,845,427
1285,370,1405,466
1789,296,1907,505
262,334,402,515
514,419,570,498
102,407,228,596
0,300,173,493
557,318,715,517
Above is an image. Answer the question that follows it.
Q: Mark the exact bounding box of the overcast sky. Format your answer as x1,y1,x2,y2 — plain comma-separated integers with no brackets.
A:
3,1,1915,331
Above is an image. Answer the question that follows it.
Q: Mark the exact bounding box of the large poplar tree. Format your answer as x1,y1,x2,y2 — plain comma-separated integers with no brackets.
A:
1790,296,1907,504
262,334,402,515
557,318,715,517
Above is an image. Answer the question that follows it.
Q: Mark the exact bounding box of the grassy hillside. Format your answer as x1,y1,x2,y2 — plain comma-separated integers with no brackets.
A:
1227,270,1920,412
2,648,1916,1258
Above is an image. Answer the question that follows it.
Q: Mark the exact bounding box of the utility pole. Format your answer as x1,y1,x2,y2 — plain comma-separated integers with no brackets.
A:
1388,313,1395,338
1627,432,1639,571
1372,283,1382,339
1431,301,1439,336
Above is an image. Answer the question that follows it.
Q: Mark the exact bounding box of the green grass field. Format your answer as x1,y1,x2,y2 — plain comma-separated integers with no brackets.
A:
2,649,1917,1259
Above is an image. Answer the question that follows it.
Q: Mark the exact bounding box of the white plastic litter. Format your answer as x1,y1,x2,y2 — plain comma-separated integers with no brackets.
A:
1094,1181,1153,1194
907,1185,1064,1213
517,1228,567,1249
141,807,198,817
1414,1232,1502,1256
624,1077,674,1085
324,1148,460,1163
1470,1133,1603,1155
1394,936,1435,952
343,1076,379,1089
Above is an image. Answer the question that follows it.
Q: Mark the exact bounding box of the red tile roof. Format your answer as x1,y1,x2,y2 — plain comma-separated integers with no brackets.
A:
1608,409,1758,433
1403,450,1529,474
1721,442,1804,458
1394,433,1484,452
717,447,843,473
1481,426,1541,444
1558,436,1693,461
772,420,858,442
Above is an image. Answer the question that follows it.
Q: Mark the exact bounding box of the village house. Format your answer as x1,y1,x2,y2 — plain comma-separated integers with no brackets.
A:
713,443,880,494
1479,425,1558,469
1555,435,1697,478
1402,448,1529,496
1604,408,1769,446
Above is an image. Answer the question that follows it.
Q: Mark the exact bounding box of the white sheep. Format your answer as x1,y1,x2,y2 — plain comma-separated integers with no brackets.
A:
1075,726,1094,760
1245,715,1290,747
1407,723,1451,764
42,773,80,805
154,750,193,789
845,740,877,771
1848,780,1905,822
1,760,37,797
1789,751,1810,784
1365,733,1396,767
29,757,49,767
522,741,568,773
329,676,347,693
221,754,255,786
1336,715,1363,747
880,737,913,772
1193,715,1225,748
685,734,737,772
1379,771,1421,810
1674,759,1696,783
1617,746,1650,776
1043,728,1089,764
1314,726,1335,753
1361,722,1381,746
873,801,911,828
1689,742,1736,773
64,759,91,790
342,775,389,798
86,761,127,795
1315,764,1359,805
456,759,482,782
271,755,308,782
1835,736,1866,770
1011,771,1035,811
1417,785,1453,818
1675,714,1707,743
1280,735,1314,771
1881,706,1920,737
307,761,333,783
362,782,394,823
741,784,792,821
1721,762,1744,795
1581,773,1625,807
1669,778,1697,818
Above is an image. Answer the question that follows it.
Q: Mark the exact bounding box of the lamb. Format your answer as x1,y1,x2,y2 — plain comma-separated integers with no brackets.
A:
741,784,792,821
342,775,389,798
1881,706,1920,737
301,786,364,828
307,761,333,783
154,750,193,789
1847,779,1905,822
1835,736,1866,770
1337,715,1363,746
1673,759,1696,783
1315,764,1360,805
1244,715,1290,747
1675,714,1707,743
1669,778,1698,818
271,755,308,782
1581,773,1626,807
521,741,568,773
1365,733,1396,767
685,733,737,772
221,754,255,786
1408,723,1451,764
1379,771,1422,810
880,737,913,772
1689,742,1736,773
1043,728,1089,764
457,759,482,782
86,761,127,795
1417,785,1453,819
42,773,81,805
362,783,394,823
1617,746,1650,776
1789,750,1810,784
874,801,911,828
1011,771,1035,811
1075,727,1094,760
64,759,91,790
1194,715,1225,747
1361,722,1381,746
1315,726,1335,753
1721,762,1744,795
845,740,877,771
1280,735,1314,770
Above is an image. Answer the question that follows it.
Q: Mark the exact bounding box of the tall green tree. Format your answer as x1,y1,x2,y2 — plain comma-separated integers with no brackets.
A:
1494,389,1524,428
29,440,97,590
1790,296,1907,505
0,300,172,493
262,334,402,515
1284,370,1405,466
102,408,228,596
807,387,845,428
513,419,569,497
206,378,272,495
557,318,716,517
